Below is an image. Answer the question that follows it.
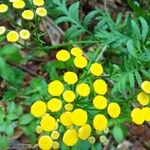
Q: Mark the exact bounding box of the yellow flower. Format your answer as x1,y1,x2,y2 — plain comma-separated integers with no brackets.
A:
47,98,62,112
22,10,34,20
93,79,107,95
36,125,43,134
51,131,60,140
0,26,6,35
142,107,150,122
33,0,44,6
71,47,83,57
7,31,19,43
65,103,73,111
107,102,121,118
13,0,25,9
137,92,149,106
56,50,70,62
78,124,91,140
60,111,72,127
141,81,150,94
36,7,47,17
31,100,46,118
88,136,96,144
48,80,64,96
40,114,56,131
63,71,78,84
72,109,87,126
19,29,30,40
90,63,103,76
63,129,78,146
0,4,8,13
131,108,144,125
52,141,60,150
63,90,75,102
76,83,90,97
93,114,107,131
74,56,87,68
93,95,107,109
38,135,53,150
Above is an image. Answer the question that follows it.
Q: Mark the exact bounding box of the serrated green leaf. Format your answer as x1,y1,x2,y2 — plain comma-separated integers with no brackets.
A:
19,114,34,125
0,136,9,150
127,40,137,57
6,102,16,113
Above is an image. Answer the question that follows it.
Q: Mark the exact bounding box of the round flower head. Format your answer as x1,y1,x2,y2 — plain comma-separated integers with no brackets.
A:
38,135,53,150
141,81,150,94
107,102,121,118
51,131,60,140
7,31,19,43
40,114,56,131
31,100,46,118
63,90,75,102
63,129,78,146
72,109,88,126
48,80,64,96
65,103,73,111
47,98,62,112
93,79,107,95
90,63,103,76
88,136,96,144
93,114,107,131
74,56,87,68
13,0,25,9
52,141,60,150
0,4,8,13
56,50,70,62
22,10,34,20
137,92,149,106
76,83,90,97
19,29,30,40
36,7,47,17
36,125,43,134
71,47,83,57
60,111,72,127
0,26,6,35
78,124,91,140
33,0,44,6
63,71,78,84
93,95,107,109
142,107,150,122
131,108,144,125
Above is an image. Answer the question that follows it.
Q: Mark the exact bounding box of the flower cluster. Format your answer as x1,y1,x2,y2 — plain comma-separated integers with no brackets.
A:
31,47,122,150
131,81,150,125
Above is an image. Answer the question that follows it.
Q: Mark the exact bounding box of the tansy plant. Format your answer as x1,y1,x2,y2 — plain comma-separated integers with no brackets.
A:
30,47,150,150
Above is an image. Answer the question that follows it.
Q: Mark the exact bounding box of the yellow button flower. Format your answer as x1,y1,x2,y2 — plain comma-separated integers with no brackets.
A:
19,29,30,40
93,95,107,109
22,10,34,20
65,103,73,111
38,135,53,150
36,125,43,134
36,7,47,17
60,111,72,127
141,81,150,94
78,124,91,140
63,71,78,84
48,80,64,96
72,109,87,126
88,136,96,144
63,129,78,146
74,56,87,68
56,50,70,62
93,79,107,95
31,100,47,118
76,83,90,97
7,31,19,43
142,107,150,122
0,26,6,35
13,0,25,9
52,141,60,150
93,114,107,131
90,63,103,76
107,102,121,118
40,114,56,131
131,108,144,125
51,131,60,140
63,90,75,102
0,4,8,13
71,47,83,57
137,92,149,106
33,0,44,6
47,98,62,112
